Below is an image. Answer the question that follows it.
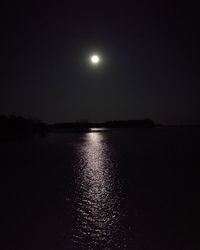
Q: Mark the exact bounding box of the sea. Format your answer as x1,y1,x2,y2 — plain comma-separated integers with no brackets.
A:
1,128,200,250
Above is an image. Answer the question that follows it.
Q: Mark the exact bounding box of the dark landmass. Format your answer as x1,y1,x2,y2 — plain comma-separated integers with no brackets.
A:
2,114,200,139
0,115,47,141
49,119,155,130
0,116,156,140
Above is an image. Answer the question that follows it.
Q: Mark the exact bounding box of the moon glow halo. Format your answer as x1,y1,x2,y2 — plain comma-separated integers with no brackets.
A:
90,55,100,64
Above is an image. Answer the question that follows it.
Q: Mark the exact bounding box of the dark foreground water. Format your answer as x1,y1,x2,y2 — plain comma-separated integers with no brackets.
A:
1,128,200,249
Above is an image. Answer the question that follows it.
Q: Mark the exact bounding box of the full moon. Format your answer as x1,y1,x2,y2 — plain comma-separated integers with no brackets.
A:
90,54,100,64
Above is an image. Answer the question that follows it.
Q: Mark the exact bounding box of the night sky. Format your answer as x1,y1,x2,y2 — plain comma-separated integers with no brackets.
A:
1,0,200,124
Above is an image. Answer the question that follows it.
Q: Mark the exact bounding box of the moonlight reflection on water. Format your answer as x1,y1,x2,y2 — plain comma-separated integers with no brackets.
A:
71,132,123,249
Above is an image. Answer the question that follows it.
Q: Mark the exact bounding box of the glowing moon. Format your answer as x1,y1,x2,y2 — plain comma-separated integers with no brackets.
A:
90,54,100,64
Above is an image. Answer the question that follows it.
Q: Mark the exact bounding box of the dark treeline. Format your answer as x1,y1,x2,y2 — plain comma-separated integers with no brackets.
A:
104,119,155,128
0,115,47,140
49,119,155,129
0,116,155,140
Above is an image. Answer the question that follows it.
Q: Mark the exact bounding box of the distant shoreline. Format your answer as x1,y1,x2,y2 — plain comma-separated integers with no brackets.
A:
1,115,200,141
48,119,155,129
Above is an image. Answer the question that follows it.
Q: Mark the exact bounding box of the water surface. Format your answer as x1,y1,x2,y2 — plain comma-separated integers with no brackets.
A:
1,128,200,249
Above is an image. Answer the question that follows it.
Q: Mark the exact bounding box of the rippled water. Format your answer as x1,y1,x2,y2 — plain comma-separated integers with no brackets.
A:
1,128,200,249
71,132,122,249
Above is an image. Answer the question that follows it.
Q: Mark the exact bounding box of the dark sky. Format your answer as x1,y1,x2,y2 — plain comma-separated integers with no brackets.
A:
1,0,200,124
